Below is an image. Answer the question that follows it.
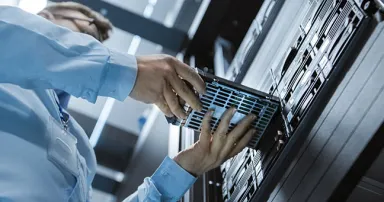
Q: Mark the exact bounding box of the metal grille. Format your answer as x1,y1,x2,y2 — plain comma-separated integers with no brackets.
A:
183,81,279,149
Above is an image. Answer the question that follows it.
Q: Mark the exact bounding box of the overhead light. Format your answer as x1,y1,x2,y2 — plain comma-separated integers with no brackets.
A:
18,0,47,14
90,98,115,147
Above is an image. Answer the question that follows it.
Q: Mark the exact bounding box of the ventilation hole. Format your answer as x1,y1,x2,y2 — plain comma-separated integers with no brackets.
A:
254,103,264,109
230,93,242,99
213,102,225,107
258,120,268,125
201,105,211,110
195,111,205,115
206,87,216,92
192,114,199,119
256,126,265,130
216,94,228,100
201,104,210,109
241,102,253,108
256,128,266,133
192,117,203,122
218,91,231,97
201,97,212,103
213,99,225,104
189,125,199,130
206,85,216,90
192,113,203,117
239,106,251,112
220,88,232,94
204,93,214,98
252,110,261,115
215,98,228,104
189,118,200,123
237,110,248,116
214,97,226,103
243,99,255,105
191,118,203,123
263,111,273,116
206,92,216,97
206,88,217,94
206,92,217,97
190,119,201,124
188,124,199,129
230,93,242,98
201,101,211,106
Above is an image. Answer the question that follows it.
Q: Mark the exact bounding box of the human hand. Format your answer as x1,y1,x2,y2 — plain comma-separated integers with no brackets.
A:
173,107,256,176
130,55,206,118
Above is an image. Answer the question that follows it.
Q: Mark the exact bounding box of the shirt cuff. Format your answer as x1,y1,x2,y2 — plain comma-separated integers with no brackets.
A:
151,156,197,201
98,49,138,101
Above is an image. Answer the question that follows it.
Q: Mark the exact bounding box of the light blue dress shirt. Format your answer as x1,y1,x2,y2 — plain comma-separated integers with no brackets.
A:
0,6,196,202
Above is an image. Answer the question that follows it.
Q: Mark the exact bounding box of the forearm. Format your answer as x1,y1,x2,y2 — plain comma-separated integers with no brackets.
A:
0,6,137,102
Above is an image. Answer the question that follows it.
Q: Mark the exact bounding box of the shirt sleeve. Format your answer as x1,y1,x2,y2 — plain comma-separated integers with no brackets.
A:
123,157,197,202
0,6,137,103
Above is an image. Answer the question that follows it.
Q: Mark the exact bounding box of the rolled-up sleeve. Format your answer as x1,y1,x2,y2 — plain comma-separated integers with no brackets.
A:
0,6,137,103
123,157,197,202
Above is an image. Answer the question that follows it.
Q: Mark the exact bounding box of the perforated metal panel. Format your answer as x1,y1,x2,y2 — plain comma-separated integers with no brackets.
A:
168,69,280,149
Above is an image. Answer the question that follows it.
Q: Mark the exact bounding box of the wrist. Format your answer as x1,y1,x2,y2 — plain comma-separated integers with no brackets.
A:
173,151,203,176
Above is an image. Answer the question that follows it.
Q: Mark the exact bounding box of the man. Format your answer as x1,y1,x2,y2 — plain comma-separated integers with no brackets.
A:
0,2,255,202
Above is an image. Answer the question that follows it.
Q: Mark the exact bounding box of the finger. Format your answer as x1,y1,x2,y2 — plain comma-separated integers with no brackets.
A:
211,107,236,155
227,114,256,144
155,97,172,117
219,114,256,159
199,109,214,148
168,73,203,111
163,83,186,119
178,96,186,106
215,107,237,136
227,129,255,159
173,60,206,95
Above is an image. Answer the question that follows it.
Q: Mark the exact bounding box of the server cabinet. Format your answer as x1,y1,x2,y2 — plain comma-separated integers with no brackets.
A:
171,0,384,201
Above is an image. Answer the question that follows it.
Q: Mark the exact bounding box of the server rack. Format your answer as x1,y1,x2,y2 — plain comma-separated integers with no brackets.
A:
229,0,384,201
172,0,384,201
225,0,286,82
